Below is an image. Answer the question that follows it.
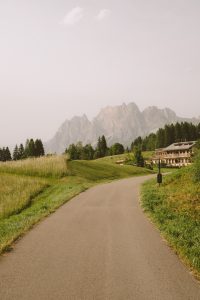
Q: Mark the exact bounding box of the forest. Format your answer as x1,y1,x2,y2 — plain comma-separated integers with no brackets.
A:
131,122,200,151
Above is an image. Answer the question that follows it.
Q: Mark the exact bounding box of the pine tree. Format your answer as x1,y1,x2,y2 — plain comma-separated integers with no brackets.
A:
156,128,165,148
101,135,108,157
133,146,144,167
24,139,30,158
67,144,79,160
28,139,36,157
18,144,25,159
5,147,12,161
0,148,2,161
13,145,19,160
35,139,45,157
175,122,182,142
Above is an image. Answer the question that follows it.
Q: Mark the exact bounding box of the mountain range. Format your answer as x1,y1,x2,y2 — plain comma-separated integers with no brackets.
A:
45,102,199,154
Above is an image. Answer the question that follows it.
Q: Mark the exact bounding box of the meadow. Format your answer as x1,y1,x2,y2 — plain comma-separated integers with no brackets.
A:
141,166,200,279
0,155,68,178
0,154,153,253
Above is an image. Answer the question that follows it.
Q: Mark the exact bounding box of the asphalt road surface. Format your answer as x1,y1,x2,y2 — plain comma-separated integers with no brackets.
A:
0,176,200,300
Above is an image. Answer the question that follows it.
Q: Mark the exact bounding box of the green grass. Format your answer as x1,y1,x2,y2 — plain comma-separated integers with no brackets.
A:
68,159,154,181
0,155,153,254
0,174,49,220
141,167,200,279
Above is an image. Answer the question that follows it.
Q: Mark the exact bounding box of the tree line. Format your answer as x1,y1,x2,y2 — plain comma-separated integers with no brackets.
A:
0,147,12,162
131,122,200,151
65,135,125,160
0,139,45,162
66,136,146,167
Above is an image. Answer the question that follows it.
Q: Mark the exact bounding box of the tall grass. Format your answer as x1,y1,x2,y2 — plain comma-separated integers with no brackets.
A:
0,174,49,220
0,155,68,178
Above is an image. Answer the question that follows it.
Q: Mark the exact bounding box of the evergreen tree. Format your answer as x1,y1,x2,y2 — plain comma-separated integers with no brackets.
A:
101,135,108,157
18,144,25,159
96,135,108,158
81,144,94,160
24,139,30,158
28,139,36,157
5,147,12,161
35,139,45,157
131,136,142,150
133,146,144,167
13,145,19,160
67,144,79,160
197,123,200,139
156,128,165,148
182,122,190,141
175,122,182,142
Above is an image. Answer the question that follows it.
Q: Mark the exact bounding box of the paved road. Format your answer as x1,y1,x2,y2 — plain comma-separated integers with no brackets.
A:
0,176,200,300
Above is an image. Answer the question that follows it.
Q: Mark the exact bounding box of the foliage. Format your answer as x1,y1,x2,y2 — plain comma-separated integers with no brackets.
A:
13,139,45,160
109,143,124,155
133,146,144,167
131,121,200,151
66,143,94,160
66,135,109,160
95,135,108,158
0,147,12,162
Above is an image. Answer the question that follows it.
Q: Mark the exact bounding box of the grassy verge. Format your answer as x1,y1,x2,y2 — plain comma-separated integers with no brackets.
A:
0,156,153,254
141,167,200,279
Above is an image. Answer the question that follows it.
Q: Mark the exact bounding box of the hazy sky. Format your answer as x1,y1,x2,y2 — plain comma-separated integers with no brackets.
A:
0,0,200,147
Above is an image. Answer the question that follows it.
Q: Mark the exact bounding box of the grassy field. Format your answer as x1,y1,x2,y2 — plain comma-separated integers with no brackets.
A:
68,159,153,181
141,166,200,279
0,154,153,254
0,155,68,178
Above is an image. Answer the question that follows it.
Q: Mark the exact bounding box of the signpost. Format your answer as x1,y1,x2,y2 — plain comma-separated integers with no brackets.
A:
157,158,162,186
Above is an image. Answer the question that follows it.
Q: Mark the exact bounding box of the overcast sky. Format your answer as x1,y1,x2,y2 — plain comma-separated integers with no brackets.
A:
0,0,200,147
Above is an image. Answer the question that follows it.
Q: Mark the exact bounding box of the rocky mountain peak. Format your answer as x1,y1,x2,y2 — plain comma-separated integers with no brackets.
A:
45,102,199,154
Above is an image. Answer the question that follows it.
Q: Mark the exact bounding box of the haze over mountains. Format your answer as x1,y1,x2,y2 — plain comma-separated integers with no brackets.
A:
45,103,200,154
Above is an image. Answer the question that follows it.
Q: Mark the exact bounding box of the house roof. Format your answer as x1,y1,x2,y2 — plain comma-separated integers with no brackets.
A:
164,141,196,152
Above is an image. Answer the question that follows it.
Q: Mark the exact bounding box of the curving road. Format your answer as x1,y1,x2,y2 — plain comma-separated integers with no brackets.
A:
0,176,200,299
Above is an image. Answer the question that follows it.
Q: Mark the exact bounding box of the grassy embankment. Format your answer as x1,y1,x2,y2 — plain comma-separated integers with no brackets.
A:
0,154,154,253
141,164,200,279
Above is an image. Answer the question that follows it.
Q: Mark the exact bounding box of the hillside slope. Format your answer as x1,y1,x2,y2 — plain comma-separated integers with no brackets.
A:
141,164,200,279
